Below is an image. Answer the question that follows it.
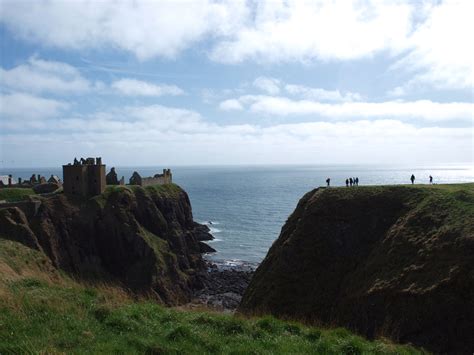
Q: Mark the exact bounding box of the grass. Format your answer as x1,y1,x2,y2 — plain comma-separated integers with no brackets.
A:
0,239,56,282
137,183,183,199
2,183,457,353
0,188,35,203
0,239,423,353
0,275,424,354
326,183,474,231
93,183,183,208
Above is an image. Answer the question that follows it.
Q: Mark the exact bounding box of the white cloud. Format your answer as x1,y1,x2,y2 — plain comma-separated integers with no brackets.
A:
111,78,184,96
393,0,474,90
223,95,473,122
210,0,414,63
2,0,471,92
1,104,471,166
0,0,248,61
253,77,280,95
0,57,91,94
0,1,414,63
219,99,244,111
0,93,68,122
285,84,362,102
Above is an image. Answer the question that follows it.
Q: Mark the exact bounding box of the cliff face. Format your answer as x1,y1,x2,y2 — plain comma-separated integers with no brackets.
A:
239,184,474,354
0,184,213,305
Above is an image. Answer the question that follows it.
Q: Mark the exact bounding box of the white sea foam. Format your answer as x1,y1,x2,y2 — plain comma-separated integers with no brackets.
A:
212,259,258,271
209,227,221,234
207,238,222,243
201,221,220,226
224,259,244,267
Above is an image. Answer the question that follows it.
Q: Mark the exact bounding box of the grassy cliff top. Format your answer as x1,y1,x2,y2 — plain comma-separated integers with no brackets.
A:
0,183,182,204
0,188,35,202
312,183,474,231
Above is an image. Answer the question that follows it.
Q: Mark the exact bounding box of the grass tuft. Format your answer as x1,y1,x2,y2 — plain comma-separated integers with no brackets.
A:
0,188,35,202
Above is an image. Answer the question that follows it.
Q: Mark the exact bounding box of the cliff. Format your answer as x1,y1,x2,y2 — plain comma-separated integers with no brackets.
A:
0,184,214,305
239,184,474,353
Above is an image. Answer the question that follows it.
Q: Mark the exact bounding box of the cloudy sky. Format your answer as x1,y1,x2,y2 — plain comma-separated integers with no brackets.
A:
0,0,472,167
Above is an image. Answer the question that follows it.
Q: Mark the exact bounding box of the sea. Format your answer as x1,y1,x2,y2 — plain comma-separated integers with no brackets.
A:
2,164,473,267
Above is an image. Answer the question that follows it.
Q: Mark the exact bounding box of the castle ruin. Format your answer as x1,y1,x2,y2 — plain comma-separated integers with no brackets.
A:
63,157,106,197
129,169,172,186
106,167,125,186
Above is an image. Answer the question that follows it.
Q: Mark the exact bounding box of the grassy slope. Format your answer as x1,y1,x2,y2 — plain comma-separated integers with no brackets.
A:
0,183,446,354
0,239,423,354
0,188,35,202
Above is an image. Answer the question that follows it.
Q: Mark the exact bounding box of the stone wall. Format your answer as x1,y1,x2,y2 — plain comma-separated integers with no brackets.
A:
129,169,172,186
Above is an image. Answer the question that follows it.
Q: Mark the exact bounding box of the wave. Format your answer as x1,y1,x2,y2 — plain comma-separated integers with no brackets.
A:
207,238,222,243
201,220,220,226
209,227,221,234
209,258,259,271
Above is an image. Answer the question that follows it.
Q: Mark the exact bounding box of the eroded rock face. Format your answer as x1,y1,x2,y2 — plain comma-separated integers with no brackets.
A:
239,185,474,354
0,185,213,305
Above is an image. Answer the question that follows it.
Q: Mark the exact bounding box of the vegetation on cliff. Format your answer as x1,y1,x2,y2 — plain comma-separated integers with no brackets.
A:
0,239,422,354
0,183,425,353
0,188,35,202
0,183,210,304
239,183,474,354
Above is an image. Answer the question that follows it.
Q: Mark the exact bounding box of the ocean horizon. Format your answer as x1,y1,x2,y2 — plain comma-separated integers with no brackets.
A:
2,164,473,265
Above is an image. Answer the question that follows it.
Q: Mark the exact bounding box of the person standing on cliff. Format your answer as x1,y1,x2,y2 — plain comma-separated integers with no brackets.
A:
410,174,415,184
326,178,330,187
349,177,353,187
355,177,359,186
345,178,349,187
429,175,433,184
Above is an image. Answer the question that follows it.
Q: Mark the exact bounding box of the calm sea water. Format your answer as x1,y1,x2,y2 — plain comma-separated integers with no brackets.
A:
2,164,473,265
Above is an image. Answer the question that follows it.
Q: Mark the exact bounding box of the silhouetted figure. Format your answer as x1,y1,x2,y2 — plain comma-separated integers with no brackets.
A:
349,177,353,187
345,178,349,187
326,178,330,187
410,174,415,184
429,175,433,184
355,177,359,186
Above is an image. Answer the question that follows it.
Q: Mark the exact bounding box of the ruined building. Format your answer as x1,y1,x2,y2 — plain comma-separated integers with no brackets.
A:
106,167,125,186
129,169,172,186
63,157,106,197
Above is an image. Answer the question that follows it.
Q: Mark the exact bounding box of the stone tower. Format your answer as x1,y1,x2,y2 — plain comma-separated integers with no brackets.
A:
62,157,106,197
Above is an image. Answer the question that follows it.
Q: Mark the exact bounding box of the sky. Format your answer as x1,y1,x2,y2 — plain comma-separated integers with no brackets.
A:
0,0,473,168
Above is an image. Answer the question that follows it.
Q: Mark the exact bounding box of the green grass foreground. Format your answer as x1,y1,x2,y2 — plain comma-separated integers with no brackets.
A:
0,188,35,202
0,276,423,354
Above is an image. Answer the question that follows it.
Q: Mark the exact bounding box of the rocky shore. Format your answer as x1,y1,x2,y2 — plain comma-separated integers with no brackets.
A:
190,261,256,312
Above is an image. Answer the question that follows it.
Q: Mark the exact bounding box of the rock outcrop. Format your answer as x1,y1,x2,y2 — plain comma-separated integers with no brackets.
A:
32,182,60,194
239,184,474,354
0,184,214,305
